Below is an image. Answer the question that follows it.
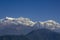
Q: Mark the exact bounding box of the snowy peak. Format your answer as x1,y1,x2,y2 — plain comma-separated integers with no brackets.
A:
0,17,60,34
0,17,60,28
0,17,35,26
40,20,60,30
5,17,15,20
40,20,59,26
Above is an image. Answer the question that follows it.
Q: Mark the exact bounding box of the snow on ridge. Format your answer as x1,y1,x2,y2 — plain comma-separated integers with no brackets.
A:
0,17,60,35
5,17,15,20
0,17,35,26
40,20,59,26
0,17,60,28
40,20,60,30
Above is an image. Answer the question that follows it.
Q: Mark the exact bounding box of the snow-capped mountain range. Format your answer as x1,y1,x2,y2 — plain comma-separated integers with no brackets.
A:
0,17,60,35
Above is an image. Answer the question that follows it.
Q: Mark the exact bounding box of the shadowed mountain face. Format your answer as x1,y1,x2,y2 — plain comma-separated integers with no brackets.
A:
0,29,60,40
26,29,60,40
0,35,30,40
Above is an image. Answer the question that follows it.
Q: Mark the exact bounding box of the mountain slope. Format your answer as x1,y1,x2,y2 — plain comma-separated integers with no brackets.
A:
0,17,60,40
0,17,60,35
26,29,60,40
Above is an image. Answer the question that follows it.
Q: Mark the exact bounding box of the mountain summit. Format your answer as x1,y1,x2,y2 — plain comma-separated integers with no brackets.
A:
0,17,60,35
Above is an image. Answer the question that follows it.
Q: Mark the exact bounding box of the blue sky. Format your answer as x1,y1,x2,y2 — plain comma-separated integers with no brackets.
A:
0,0,60,22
